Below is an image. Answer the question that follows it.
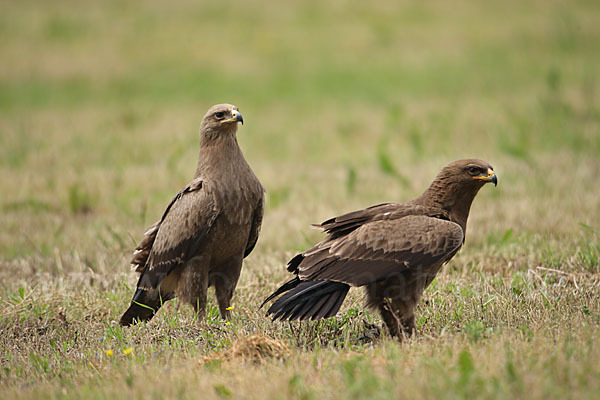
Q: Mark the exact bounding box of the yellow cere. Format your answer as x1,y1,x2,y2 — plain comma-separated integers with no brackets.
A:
225,306,234,311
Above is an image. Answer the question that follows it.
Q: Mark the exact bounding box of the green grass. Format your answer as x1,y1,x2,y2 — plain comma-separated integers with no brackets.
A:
1,0,600,398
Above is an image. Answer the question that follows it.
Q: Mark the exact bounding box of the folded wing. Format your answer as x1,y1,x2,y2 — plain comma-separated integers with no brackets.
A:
134,178,219,290
292,215,465,286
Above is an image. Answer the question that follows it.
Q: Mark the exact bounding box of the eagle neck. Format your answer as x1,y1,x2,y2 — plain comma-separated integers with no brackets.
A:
194,130,246,179
414,181,482,234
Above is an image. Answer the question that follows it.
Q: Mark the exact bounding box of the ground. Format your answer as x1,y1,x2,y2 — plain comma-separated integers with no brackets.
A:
1,0,599,398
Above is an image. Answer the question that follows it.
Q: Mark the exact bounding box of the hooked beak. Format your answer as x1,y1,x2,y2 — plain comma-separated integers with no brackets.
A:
473,168,498,186
221,109,244,125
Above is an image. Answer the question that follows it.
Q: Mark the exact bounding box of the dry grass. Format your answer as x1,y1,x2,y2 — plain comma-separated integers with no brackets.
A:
201,335,289,365
1,0,600,398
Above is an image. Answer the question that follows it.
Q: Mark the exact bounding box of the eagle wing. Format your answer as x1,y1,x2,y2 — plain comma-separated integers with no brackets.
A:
244,195,264,258
292,215,464,286
132,178,219,289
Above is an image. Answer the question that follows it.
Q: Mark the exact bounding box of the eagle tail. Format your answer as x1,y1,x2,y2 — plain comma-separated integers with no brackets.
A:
260,277,301,308
265,280,349,321
119,288,170,326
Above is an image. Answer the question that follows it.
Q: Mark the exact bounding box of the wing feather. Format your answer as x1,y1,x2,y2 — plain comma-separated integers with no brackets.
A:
130,220,160,273
134,178,219,289
243,195,264,258
295,215,464,286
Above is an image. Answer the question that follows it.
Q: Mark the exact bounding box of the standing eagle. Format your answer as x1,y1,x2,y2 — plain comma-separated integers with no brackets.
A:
120,104,264,326
262,159,497,339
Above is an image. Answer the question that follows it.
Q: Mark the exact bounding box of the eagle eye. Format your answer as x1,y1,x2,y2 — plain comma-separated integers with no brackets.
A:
466,166,480,175
214,112,225,119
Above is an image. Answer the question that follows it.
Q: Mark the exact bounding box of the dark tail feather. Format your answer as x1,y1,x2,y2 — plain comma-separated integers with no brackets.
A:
316,288,347,319
119,288,168,326
266,280,349,322
260,277,302,308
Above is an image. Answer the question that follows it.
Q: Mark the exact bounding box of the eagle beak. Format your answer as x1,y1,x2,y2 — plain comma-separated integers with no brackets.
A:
474,168,497,186
490,172,498,186
232,109,244,125
221,110,244,125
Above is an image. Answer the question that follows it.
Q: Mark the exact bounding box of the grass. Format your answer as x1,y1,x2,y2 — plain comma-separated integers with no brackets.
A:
1,0,600,398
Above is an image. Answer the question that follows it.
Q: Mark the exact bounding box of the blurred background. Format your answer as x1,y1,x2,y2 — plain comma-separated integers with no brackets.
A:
1,0,599,276
2,3,599,397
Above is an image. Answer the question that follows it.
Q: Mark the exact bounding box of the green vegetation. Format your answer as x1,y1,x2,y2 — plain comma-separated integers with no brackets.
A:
1,0,599,398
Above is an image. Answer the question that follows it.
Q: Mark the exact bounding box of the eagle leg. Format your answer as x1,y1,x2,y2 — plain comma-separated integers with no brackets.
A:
380,298,416,341
178,257,209,321
212,258,243,320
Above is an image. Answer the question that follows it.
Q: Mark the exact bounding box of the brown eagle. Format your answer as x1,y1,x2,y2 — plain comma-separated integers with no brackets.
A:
262,159,497,339
120,104,264,326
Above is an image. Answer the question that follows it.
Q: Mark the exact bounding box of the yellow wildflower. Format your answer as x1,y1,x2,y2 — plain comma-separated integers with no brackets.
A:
123,347,133,355
105,350,113,356
225,321,231,326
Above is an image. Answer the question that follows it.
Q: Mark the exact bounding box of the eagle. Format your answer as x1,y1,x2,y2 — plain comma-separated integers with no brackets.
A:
262,159,497,339
120,104,265,326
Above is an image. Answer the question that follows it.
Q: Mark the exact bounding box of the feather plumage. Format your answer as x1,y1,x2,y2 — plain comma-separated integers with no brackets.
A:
263,159,497,340
120,104,264,326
